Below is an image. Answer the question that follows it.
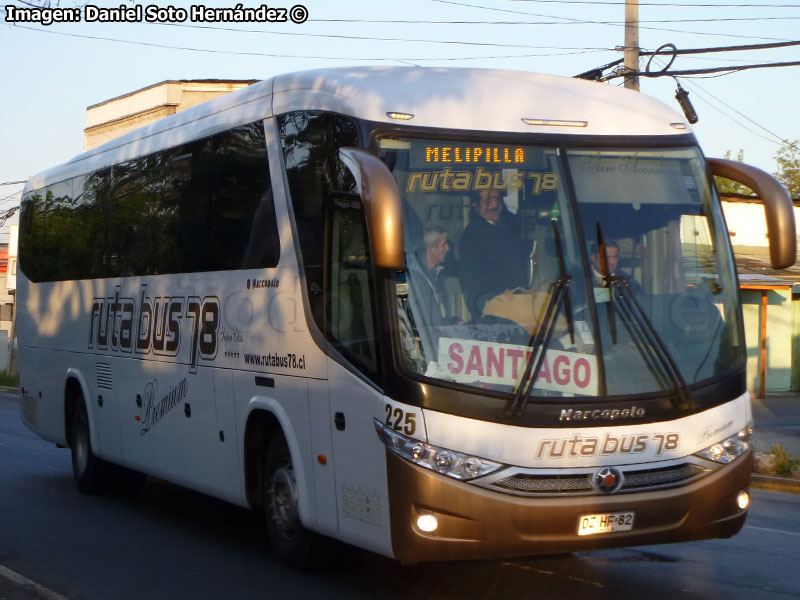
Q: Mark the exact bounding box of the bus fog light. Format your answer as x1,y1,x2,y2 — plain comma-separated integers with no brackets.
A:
417,513,439,532
737,491,749,510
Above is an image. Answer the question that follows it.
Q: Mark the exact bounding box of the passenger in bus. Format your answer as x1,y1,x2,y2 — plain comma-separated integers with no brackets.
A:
409,225,451,326
458,189,530,318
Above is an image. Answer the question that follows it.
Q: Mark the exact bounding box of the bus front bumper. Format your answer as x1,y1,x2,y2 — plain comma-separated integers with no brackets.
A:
386,450,750,563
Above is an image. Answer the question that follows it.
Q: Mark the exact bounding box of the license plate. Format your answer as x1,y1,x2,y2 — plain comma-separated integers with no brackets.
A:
578,511,634,536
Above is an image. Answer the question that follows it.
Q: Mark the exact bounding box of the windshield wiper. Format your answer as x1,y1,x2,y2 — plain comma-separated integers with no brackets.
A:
595,223,694,412
506,222,574,419
609,277,695,412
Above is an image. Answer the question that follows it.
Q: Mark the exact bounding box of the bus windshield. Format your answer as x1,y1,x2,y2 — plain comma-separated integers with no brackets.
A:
380,137,745,399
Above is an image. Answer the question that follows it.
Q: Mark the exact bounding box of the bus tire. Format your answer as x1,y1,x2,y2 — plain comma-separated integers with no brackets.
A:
69,399,108,494
263,434,318,570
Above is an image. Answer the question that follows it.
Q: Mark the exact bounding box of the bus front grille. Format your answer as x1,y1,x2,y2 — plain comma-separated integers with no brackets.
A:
486,462,710,496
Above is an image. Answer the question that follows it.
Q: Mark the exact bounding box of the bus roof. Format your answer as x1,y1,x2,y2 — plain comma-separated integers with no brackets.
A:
272,67,689,137
26,67,691,190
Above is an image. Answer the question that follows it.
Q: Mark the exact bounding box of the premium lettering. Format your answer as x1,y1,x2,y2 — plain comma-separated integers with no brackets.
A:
139,378,188,436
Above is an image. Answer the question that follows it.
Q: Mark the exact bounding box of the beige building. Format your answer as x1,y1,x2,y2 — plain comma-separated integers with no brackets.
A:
84,79,259,150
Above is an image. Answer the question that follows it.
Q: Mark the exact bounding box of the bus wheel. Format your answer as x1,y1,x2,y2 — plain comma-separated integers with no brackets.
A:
70,400,107,494
263,434,316,569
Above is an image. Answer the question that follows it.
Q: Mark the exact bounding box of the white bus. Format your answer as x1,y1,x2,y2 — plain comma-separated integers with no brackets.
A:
17,67,796,566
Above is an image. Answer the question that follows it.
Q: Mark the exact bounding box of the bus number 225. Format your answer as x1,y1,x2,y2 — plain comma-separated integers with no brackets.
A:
384,404,417,436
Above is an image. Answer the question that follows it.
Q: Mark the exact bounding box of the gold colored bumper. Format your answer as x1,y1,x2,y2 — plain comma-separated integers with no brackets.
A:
387,451,750,563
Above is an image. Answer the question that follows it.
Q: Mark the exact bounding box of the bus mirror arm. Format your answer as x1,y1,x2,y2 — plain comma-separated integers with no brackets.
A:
707,157,797,269
339,148,405,270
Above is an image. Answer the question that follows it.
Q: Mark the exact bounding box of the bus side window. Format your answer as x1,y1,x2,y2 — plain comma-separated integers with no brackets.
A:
209,122,279,271
162,140,211,274
278,111,380,379
328,194,378,375
21,171,110,282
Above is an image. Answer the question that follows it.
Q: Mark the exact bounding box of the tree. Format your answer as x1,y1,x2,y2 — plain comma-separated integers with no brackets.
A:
714,149,754,196
775,140,800,199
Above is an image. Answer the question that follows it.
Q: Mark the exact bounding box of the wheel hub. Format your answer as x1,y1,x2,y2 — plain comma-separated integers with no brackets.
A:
268,463,299,541
74,424,89,474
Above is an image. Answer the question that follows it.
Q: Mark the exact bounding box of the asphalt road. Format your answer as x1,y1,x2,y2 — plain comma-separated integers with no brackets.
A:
2,392,799,600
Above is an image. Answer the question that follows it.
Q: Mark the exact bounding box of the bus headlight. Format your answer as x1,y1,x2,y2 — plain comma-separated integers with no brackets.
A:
694,423,753,464
374,419,504,481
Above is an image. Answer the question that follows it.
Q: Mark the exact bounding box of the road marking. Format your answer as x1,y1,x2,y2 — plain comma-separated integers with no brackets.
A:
0,564,71,600
499,561,604,588
744,525,800,537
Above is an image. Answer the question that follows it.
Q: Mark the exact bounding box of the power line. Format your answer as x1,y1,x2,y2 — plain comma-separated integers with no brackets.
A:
202,3,800,43
6,6,800,26
662,81,784,146
645,57,797,155
431,0,796,40
0,198,21,208
0,206,20,227
636,16,800,23
0,181,26,187
640,39,800,55
585,58,800,82
7,23,616,60
501,0,800,6
577,40,800,79
269,15,800,25
676,54,775,64
640,59,800,76
5,5,798,44
152,21,610,49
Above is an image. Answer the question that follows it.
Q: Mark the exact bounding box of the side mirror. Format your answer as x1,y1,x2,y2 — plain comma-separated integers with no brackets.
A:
707,157,796,269
339,148,404,270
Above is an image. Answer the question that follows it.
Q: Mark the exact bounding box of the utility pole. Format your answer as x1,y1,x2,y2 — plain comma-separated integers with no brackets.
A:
624,0,640,90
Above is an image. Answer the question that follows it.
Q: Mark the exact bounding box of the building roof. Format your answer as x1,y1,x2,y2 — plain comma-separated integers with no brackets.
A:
86,79,261,110
735,248,800,284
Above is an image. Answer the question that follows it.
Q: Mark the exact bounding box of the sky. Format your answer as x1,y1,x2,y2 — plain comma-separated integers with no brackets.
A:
1,0,799,244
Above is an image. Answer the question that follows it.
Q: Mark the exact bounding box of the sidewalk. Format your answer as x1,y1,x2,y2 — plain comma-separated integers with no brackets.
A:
750,391,800,494
750,391,800,456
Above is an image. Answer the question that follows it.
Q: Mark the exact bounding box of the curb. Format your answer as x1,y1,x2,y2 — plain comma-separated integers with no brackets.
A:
0,386,20,394
751,474,800,495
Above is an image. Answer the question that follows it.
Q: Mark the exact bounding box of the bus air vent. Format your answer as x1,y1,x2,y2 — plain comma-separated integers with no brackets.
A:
96,363,113,390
